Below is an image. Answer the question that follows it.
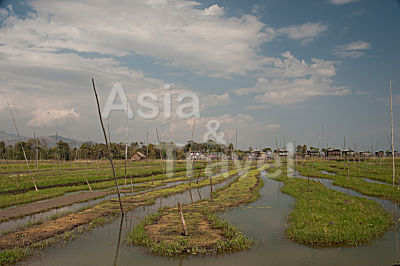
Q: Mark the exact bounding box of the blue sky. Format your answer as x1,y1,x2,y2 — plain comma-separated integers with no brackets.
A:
0,0,399,150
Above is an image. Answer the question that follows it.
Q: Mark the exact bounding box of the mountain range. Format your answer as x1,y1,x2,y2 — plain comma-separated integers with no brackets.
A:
0,130,84,148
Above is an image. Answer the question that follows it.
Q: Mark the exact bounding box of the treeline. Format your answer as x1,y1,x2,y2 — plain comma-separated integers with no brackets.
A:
0,139,242,161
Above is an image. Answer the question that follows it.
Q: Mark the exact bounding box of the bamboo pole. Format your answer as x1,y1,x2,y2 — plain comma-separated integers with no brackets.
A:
56,131,59,169
34,132,38,171
177,202,188,236
113,214,124,266
156,128,164,174
189,117,196,185
210,175,213,199
124,98,129,186
196,171,201,184
7,102,38,191
146,131,153,185
235,129,238,151
294,140,298,177
92,78,124,213
390,80,396,187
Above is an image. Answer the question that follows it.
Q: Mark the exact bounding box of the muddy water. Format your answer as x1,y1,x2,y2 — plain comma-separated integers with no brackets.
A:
290,171,400,219
319,169,391,185
321,170,336,176
25,171,400,266
361,178,390,185
0,178,190,234
25,173,239,266
288,171,400,220
1,169,225,234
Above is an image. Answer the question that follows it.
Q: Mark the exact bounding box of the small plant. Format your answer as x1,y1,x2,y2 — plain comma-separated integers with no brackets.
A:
0,247,32,265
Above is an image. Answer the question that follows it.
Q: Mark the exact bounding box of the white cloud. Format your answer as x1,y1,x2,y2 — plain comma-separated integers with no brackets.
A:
203,4,225,16
267,123,280,130
0,8,8,17
28,108,80,126
201,92,230,109
0,0,347,146
333,41,371,58
329,0,359,5
166,113,280,146
0,0,272,77
250,78,349,104
277,22,328,44
337,41,371,51
235,52,349,104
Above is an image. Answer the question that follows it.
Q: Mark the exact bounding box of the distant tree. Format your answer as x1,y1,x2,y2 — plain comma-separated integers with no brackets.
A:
57,140,71,160
15,142,33,160
0,141,5,155
296,145,307,157
227,143,234,156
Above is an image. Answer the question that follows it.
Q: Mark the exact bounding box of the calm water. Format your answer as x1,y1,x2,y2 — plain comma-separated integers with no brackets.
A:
0,177,191,234
24,171,400,266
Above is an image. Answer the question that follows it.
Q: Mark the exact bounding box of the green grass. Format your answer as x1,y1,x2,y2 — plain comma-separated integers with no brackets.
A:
128,167,263,256
0,166,244,264
0,247,32,265
208,214,253,252
0,214,116,265
296,159,400,203
0,166,214,209
269,171,393,246
128,211,253,256
0,160,213,192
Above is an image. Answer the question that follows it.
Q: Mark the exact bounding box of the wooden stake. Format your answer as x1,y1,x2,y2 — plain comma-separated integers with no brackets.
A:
55,131,58,168
7,102,38,191
85,175,92,191
390,80,396,187
177,202,188,236
189,117,196,185
34,132,38,171
124,98,129,186
113,214,124,266
92,78,124,213
196,171,201,184
235,129,238,151
210,175,213,199
156,128,164,174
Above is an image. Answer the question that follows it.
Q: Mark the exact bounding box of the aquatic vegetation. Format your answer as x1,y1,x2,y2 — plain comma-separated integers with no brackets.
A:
269,170,393,246
128,168,263,255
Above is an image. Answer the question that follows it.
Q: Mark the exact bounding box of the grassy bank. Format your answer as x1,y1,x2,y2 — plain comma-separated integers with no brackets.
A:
0,160,212,192
0,168,208,209
269,171,393,246
0,167,245,265
128,168,264,256
296,160,400,203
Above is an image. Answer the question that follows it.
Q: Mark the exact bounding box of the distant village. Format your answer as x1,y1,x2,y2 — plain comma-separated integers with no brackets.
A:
186,147,398,161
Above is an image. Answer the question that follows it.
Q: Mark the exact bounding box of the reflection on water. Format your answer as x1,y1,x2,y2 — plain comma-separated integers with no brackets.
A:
321,170,336,176
291,172,400,219
113,215,124,266
26,171,400,266
361,178,389,185
0,177,194,234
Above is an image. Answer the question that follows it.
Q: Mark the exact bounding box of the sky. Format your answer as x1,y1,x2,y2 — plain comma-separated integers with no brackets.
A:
0,0,399,151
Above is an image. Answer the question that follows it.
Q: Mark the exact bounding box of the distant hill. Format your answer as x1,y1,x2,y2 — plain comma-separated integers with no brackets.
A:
0,130,84,148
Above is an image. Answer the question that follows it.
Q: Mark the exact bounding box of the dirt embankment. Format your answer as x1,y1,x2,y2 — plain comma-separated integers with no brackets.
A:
146,211,225,248
0,170,238,250
0,191,111,222
0,167,195,195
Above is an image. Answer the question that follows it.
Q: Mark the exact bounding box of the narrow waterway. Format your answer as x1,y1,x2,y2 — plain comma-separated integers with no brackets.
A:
291,171,400,219
0,177,191,234
24,171,400,266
